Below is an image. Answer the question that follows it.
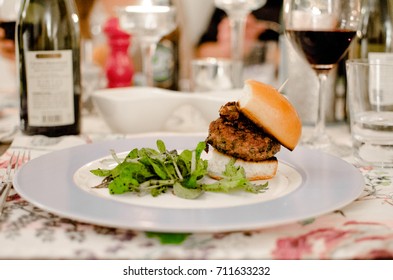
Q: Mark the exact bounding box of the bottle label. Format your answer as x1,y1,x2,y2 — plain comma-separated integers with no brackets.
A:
368,53,393,106
153,41,174,83
25,50,75,126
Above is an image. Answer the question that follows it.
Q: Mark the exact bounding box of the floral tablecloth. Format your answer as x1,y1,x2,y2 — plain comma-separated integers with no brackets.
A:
1,115,393,260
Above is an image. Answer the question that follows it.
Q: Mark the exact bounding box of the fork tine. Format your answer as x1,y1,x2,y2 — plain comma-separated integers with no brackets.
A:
0,151,16,210
0,150,30,216
0,151,15,197
13,150,24,173
12,151,21,174
26,150,31,163
5,151,15,179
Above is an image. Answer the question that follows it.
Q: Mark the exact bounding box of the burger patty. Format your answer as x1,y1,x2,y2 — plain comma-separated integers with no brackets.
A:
206,102,281,161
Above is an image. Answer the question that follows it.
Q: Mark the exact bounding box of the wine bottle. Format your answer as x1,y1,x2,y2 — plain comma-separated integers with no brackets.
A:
152,0,180,91
153,27,180,90
16,0,81,136
349,0,393,110
350,0,393,58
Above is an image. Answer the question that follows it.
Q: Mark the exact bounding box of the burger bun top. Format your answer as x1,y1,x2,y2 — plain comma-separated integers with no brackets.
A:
237,79,302,151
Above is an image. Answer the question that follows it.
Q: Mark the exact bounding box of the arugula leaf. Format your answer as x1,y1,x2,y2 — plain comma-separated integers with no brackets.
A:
182,159,207,189
156,139,166,153
179,142,208,189
90,168,111,177
146,155,168,180
90,140,268,199
202,159,269,193
108,161,153,194
90,140,208,197
126,148,139,159
195,141,206,159
173,182,203,199
145,232,191,245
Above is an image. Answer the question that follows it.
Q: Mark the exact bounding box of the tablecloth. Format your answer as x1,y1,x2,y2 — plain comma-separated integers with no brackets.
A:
1,113,393,260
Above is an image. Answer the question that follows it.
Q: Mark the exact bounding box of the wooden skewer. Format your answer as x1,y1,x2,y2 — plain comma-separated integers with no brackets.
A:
277,79,288,92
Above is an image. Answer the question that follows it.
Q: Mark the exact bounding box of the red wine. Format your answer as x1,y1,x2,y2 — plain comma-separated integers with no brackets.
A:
0,21,16,41
286,29,356,70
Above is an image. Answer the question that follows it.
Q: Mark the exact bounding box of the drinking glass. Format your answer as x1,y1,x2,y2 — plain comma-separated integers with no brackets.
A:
284,0,361,154
214,0,267,88
117,1,176,87
347,59,393,168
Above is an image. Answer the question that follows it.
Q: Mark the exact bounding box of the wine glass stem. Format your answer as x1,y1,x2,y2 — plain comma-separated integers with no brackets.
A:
140,40,157,87
314,72,329,140
229,15,246,88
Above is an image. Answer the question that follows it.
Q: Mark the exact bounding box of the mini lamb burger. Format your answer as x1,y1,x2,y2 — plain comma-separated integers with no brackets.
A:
205,79,302,180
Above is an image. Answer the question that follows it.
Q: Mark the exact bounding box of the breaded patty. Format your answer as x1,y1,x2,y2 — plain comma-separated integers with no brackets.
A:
206,102,281,161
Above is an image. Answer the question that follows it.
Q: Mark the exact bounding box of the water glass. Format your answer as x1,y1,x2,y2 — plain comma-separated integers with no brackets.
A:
190,58,233,92
346,59,393,168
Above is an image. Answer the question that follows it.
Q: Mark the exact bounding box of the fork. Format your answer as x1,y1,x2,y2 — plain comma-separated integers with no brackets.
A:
0,150,31,216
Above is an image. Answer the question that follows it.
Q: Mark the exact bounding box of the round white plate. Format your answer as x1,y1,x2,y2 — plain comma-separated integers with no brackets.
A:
13,135,364,233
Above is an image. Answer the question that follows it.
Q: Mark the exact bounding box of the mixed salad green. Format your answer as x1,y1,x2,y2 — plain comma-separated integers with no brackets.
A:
90,140,268,199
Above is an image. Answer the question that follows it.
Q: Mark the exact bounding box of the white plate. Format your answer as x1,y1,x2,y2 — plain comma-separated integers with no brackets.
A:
13,135,364,233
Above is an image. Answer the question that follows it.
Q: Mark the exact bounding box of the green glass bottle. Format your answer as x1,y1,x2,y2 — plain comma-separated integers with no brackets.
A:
17,0,81,136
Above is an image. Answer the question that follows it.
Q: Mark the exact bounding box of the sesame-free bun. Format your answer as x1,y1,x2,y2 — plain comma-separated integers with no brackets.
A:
208,149,278,181
237,80,302,151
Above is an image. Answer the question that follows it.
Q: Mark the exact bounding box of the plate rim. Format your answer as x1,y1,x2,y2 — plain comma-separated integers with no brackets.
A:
13,135,365,233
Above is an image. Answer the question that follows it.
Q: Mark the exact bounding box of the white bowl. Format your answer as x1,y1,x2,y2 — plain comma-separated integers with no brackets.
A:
92,87,242,134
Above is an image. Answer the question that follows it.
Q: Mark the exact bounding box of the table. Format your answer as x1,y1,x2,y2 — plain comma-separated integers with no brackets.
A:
1,110,393,260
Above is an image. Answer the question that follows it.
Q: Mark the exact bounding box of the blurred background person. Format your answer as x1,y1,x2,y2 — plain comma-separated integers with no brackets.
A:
196,0,282,59
0,28,15,61
195,0,282,86
0,0,21,95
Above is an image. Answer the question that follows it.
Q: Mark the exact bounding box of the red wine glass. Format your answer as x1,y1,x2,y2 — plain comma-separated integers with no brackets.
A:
284,0,361,155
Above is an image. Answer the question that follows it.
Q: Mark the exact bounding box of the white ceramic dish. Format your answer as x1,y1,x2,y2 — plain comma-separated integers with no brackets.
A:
92,87,242,134
13,135,364,233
